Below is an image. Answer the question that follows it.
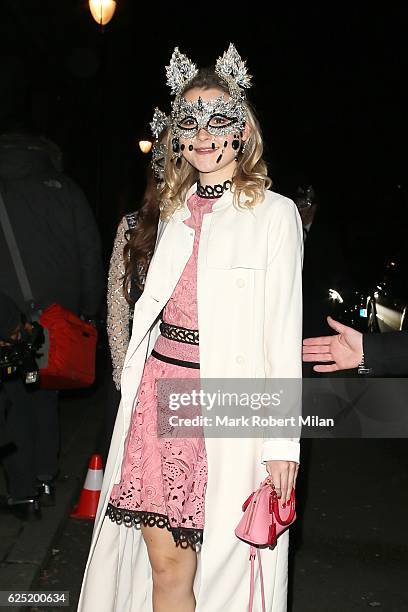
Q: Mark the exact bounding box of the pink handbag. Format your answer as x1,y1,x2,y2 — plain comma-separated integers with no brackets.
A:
235,478,296,612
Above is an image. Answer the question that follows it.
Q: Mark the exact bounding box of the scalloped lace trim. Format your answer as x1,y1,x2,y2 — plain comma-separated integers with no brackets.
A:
106,503,203,550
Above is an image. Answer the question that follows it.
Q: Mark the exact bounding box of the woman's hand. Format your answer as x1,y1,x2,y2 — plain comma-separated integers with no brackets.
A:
265,460,299,504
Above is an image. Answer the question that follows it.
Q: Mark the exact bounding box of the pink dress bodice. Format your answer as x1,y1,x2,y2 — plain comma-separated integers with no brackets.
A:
162,193,216,329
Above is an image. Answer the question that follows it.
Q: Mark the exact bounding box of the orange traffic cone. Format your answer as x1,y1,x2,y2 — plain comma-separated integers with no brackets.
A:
70,454,104,519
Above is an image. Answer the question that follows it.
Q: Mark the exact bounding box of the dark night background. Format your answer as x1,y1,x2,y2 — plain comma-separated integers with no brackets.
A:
1,2,407,290
1,6,408,608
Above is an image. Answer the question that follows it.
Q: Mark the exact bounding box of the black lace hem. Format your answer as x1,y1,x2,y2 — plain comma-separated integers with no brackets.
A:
106,503,203,550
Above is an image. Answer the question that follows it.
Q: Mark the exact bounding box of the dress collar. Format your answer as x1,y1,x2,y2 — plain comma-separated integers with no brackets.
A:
172,182,233,222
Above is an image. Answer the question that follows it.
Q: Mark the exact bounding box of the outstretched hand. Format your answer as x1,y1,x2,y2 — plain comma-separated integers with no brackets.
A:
302,316,364,372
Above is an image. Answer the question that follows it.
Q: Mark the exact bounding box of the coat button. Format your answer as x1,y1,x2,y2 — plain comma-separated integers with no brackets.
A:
236,278,245,288
236,355,245,365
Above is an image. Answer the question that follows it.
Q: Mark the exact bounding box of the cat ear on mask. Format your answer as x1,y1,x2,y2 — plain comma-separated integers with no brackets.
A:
165,48,198,96
215,43,252,91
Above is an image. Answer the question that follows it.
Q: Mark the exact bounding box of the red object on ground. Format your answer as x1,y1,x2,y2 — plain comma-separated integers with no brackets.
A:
70,454,104,519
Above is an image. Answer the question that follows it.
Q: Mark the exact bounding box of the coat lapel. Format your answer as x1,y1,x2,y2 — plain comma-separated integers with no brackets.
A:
123,212,194,367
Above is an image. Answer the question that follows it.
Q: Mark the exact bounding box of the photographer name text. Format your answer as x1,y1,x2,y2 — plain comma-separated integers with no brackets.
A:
167,415,334,428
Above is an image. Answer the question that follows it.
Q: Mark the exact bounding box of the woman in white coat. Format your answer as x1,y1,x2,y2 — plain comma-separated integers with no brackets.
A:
78,44,303,612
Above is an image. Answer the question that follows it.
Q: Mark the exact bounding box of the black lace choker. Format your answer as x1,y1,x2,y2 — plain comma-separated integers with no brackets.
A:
196,179,232,199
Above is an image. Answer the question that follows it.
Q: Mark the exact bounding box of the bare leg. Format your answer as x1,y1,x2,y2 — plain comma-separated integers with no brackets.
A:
141,524,197,612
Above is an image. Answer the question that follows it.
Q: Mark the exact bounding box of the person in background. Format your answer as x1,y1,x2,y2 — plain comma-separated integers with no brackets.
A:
303,316,408,376
107,170,160,384
295,184,350,341
103,117,168,458
0,292,23,346
296,184,317,243
0,124,104,518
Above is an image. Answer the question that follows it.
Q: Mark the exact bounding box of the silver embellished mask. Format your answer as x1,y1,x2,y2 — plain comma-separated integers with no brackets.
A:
165,44,252,141
172,93,246,140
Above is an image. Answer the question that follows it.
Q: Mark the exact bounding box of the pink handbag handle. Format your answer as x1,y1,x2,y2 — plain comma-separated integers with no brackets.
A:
249,546,266,612
272,489,296,526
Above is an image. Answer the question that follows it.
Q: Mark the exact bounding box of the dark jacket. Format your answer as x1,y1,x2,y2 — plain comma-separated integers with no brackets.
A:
364,331,408,376
302,211,351,338
0,133,104,317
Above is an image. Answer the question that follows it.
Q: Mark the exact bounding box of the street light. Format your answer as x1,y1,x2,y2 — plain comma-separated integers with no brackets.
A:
139,140,153,154
89,0,117,26
88,0,117,219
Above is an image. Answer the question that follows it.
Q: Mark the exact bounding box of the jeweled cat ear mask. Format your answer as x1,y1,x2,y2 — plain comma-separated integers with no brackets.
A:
149,107,170,180
165,43,252,140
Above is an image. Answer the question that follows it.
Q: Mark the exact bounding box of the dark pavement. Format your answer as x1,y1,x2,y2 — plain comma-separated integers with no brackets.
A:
289,439,408,611
0,381,106,612
27,439,408,612
1,385,407,611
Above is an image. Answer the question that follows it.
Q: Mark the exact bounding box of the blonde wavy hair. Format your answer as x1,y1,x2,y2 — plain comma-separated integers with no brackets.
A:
160,69,271,219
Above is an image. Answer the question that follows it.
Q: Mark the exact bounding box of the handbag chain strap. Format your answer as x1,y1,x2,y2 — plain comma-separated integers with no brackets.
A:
249,545,266,612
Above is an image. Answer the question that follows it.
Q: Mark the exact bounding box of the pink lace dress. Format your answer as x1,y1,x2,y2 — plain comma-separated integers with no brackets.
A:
107,193,217,549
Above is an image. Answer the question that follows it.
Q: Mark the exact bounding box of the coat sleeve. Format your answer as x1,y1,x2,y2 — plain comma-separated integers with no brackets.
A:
363,330,408,376
261,198,304,464
107,217,131,390
70,180,104,317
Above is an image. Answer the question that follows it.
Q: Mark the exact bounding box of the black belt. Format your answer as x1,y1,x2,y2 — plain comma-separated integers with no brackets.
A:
160,321,199,345
151,349,200,369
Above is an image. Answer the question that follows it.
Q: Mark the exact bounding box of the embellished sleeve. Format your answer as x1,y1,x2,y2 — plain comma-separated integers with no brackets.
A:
107,216,130,390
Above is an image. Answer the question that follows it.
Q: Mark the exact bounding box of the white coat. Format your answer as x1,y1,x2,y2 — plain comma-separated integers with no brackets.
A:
77,185,303,612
